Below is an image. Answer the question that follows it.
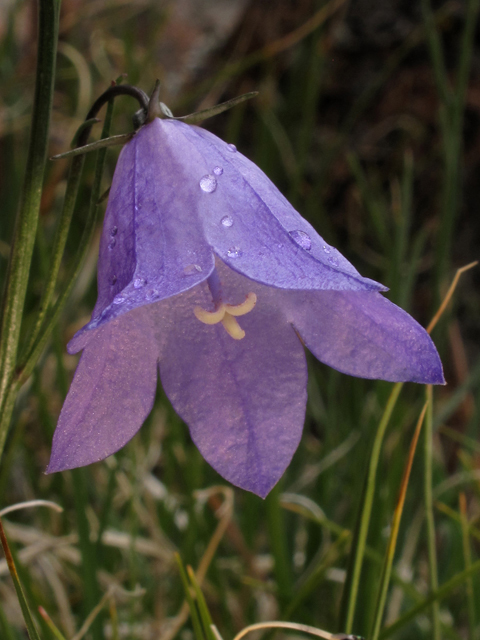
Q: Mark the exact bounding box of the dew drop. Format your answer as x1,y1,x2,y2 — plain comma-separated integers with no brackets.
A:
289,229,312,251
213,166,223,176
221,215,233,228
183,264,203,276
110,226,118,237
227,246,242,258
113,295,125,305
108,239,116,250
199,174,217,193
133,277,145,289
109,275,117,286
328,256,338,267
323,245,331,254
227,143,237,153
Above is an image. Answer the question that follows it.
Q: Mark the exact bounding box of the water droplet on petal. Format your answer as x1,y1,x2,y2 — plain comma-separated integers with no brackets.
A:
199,174,217,193
108,239,116,250
221,215,233,228
323,245,331,254
109,275,117,286
133,277,145,289
183,264,203,276
227,246,242,258
227,143,237,153
113,295,125,305
328,256,338,267
213,166,223,176
110,226,118,237
289,229,312,250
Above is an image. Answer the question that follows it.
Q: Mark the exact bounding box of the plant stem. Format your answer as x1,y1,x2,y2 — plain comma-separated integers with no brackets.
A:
424,385,441,640
0,0,60,458
339,382,403,634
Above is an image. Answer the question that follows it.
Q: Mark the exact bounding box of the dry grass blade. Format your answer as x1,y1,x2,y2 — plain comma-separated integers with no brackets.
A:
160,487,234,640
427,261,478,334
71,585,145,640
370,401,428,640
0,500,63,517
232,620,340,640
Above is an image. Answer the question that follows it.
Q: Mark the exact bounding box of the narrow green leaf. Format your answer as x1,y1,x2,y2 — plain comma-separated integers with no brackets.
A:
0,0,61,458
369,402,428,640
174,553,205,640
339,382,403,634
50,132,134,160
187,567,216,640
424,385,440,640
70,117,101,148
174,92,258,124
0,517,41,640
38,606,68,640
379,558,480,639
0,601,17,640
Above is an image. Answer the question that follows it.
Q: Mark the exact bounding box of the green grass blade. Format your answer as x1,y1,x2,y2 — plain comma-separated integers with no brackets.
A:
265,482,293,606
187,566,217,640
369,402,428,640
0,0,60,458
12,94,116,394
0,517,42,640
339,382,403,633
0,601,18,640
174,553,206,640
380,558,480,639
459,493,476,640
38,607,67,640
424,385,441,640
420,0,451,105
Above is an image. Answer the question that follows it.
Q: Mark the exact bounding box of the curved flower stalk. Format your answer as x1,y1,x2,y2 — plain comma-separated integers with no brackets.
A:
47,117,444,498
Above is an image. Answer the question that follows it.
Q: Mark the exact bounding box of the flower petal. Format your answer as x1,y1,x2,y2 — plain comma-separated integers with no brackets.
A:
177,122,385,292
47,307,159,472
82,119,215,335
284,290,445,384
157,275,308,498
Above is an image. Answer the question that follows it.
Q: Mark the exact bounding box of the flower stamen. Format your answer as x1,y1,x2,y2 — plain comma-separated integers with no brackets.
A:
194,305,226,324
194,292,257,340
221,313,246,340
225,292,257,316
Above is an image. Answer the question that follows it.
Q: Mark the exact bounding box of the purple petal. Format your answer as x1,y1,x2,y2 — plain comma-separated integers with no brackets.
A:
177,122,384,292
82,119,215,335
283,290,445,384
47,307,159,472
157,273,308,498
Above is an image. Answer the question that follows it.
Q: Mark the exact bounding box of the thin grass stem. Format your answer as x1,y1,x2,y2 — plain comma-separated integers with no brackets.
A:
459,493,476,640
0,0,60,459
370,402,428,640
339,381,403,633
424,385,441,640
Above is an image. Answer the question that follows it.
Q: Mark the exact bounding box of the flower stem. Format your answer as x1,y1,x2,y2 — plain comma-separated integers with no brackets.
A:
0,0,60,458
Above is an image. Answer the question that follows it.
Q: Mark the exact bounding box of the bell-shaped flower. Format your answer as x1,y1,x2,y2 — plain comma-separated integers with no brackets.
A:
47,118,444,498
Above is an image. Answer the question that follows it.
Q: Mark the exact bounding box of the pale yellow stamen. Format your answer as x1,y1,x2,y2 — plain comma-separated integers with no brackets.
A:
221,313,246,340
193,292,257,340
224,292,257,316
194,305,226,324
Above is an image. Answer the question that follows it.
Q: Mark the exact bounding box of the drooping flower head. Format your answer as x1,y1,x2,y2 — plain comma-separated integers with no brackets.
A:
48,103,444,498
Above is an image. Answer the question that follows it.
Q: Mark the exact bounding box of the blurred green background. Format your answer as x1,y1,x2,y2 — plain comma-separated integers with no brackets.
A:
0,0,480,639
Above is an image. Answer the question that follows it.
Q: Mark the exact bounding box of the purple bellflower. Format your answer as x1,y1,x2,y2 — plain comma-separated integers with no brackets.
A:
47,117,444,498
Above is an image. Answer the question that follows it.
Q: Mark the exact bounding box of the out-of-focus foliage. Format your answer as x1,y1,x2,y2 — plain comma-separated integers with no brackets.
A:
0,1,480,639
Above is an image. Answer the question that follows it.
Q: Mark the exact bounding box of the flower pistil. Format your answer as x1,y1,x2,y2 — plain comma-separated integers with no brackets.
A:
193,271,257,340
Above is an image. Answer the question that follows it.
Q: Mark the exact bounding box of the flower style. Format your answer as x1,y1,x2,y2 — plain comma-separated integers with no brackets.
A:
47,117,444,497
